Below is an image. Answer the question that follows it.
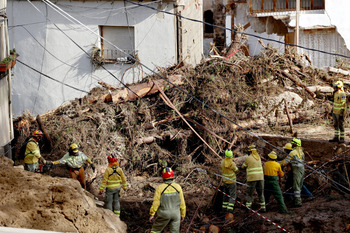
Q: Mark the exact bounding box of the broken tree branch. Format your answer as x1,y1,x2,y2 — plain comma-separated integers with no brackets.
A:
279,69,316,98
101,75,183,104
283,98,294,135
154,81,222,160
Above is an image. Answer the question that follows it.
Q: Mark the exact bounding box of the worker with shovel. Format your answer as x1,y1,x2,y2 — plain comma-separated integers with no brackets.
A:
329,80,346,143
52,143,95,189
149,167,186,233
99,154,127,217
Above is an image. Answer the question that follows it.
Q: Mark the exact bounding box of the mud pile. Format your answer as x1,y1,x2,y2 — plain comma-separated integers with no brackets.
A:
7,46,350,232
0,156,126,233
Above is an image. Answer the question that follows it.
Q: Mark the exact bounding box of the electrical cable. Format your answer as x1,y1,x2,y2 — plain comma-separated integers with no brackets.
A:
33,0,350,193
125,0,350,60
17,59,89,94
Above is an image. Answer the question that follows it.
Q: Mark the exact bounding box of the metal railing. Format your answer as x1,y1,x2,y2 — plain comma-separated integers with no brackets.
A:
249,0,324,13
102,49,138,64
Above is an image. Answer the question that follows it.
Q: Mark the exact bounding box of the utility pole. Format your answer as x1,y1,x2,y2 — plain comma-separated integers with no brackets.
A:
295,0,300,53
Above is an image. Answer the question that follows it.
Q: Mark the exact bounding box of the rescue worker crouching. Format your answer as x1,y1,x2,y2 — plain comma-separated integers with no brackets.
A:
263,151,290,214
241,145,266,212
221,149,239,214
149,167,186,233
24,130,47,172
52,143,95,189
99,154,127,217
279,138,305,207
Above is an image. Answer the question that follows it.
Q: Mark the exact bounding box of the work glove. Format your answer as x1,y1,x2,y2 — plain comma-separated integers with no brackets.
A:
340,109,345,116
149,216,155,223
90,163,96,172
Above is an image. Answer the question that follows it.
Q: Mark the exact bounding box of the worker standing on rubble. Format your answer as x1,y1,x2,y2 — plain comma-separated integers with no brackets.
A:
149,167,186,233
264,151,289,213
221,148,239,214
242,145,266,212
329,80,346,143
52,143,95,189
24,130,47,172
99,154,127,217
279,138,305,207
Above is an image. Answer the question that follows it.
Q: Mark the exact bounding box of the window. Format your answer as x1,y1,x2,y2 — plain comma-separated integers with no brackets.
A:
99,26,137,64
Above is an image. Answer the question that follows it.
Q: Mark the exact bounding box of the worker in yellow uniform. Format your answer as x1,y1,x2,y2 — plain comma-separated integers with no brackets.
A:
330,80,346,143
53,143,94,189
221,148,239,213
264,151,289,213
149,167,186,233
242,145,265,212
24,130,46,172
99,154,127,217
279,138,304,207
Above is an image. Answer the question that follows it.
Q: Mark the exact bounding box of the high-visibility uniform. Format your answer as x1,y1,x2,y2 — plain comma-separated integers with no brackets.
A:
221,158,239,213
150,180,186,233
264,160,288,213
279,146,305,206
332,89,346,141
53,151,92,189
99,164,127,216
242,150,265,210
24,138,42,172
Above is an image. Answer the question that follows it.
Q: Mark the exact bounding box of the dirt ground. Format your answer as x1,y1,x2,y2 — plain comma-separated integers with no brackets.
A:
4,46,350,232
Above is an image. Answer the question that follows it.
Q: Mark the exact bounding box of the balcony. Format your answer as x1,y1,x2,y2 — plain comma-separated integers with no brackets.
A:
102,49,138,64
249,0,325,15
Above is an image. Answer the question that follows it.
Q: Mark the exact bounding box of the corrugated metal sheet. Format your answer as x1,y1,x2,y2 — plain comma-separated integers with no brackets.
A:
300,29,350,68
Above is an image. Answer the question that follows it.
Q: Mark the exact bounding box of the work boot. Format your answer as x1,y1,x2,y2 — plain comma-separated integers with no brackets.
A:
329,136,339,143
339,137,345,143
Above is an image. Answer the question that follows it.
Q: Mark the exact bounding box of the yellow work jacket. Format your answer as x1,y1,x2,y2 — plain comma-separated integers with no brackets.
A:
242,150,264,182
279,146,304,168
99,166,127,190
221,158,239,184
24,138,41,164
264,161,284,177
150,181,186,218
333,89,346,115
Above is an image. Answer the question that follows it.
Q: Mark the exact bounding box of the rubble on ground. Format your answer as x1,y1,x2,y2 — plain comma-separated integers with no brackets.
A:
6,45,350,232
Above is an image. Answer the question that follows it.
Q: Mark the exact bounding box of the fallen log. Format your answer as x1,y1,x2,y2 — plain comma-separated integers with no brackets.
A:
101,75,183,104
327,67,350,76
279,69,316,98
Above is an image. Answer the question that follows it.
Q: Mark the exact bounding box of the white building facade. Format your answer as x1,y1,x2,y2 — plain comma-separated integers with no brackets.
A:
8,0,203,116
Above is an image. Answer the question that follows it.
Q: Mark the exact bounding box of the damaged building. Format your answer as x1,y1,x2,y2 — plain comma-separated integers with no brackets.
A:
204,0,350,68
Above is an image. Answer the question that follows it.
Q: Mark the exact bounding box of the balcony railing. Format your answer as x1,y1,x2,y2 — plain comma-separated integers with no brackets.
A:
102,49,138,64
249,0,325,14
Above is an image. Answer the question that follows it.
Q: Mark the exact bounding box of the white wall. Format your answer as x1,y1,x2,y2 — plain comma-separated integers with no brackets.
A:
227,3,285,56
8,1,177,116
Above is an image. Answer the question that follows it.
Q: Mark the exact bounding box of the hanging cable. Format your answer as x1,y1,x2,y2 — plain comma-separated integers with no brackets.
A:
124,0,350,60
31,0,350,192
17,59,89,94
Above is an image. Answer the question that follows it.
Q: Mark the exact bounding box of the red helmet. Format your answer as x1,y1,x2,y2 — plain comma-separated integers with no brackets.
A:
33,130,43,138
107,154,118,163
162,167,175,180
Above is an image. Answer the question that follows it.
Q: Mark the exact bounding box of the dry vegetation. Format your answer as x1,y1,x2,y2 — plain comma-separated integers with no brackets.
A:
10,45,350,232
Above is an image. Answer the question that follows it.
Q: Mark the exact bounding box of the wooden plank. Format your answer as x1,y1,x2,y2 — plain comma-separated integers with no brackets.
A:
261,0,264,11
273,0,276,11
249,0,253,13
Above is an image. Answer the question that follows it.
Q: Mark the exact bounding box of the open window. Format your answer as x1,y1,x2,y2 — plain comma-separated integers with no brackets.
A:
99,26,137,64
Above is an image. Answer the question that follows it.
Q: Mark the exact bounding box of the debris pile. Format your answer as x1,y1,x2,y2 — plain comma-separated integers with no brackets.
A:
8,45,350,232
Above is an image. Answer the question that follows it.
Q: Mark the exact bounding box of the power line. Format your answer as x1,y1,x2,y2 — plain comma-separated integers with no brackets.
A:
125,0,350,60
17,59,89,93
31,0,350,192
